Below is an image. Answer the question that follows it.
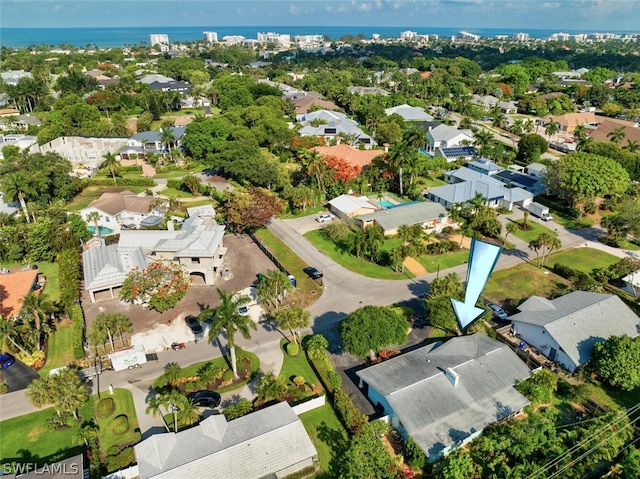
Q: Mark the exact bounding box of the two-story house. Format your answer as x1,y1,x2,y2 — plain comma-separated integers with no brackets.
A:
118,126,186,160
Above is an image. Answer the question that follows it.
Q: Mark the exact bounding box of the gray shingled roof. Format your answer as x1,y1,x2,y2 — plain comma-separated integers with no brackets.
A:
428,124,474,143
356,334,531,458
510,292,640,367
385,104,434,121
357,201,447,231
83,244,148,291
131,126,186,142
135,402,317,479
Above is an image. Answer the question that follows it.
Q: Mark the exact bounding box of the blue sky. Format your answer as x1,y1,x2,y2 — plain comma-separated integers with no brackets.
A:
2,0,640,30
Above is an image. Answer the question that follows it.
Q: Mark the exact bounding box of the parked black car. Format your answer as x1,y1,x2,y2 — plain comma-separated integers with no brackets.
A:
185,315,203,335
187,390,221,408
303,267,323,279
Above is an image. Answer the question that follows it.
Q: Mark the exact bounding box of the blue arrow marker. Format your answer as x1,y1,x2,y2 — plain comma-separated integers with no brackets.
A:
451,238,503,331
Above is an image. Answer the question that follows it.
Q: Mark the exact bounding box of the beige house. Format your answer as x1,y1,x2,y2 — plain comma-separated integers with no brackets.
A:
328,194,379,221
79,190,160,235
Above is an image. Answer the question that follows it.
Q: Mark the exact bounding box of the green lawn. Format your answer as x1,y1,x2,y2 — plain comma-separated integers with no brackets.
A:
304,230,414,280
554,216,595,230
422,176,448,188
254,228,322,296
153,165,207,179
509,219,556,244
584,379,639,410
0,388,138,468
279,339,321,387
615,239,640,251
39,321,74,378
299,404,349,477
153,349,259,391
546,248,620,274
484,263,571,311
89,389,141,454
415,249,469,273
160,187,196,198
0,261,59,302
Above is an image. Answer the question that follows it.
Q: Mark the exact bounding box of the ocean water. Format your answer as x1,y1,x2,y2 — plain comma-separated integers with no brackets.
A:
1,26,637,48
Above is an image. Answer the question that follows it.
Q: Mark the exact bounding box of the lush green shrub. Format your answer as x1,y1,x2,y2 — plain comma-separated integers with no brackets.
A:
95,397,115,418
167,179,182,190
553,263,576,280
334,389,367,434
110,415,130,435
403,435,426,469
222,369,234,381
223,398,253,420
0,382,8,394
104,447,135,473
58,248,81,308
47,413,77,430
327,370,342,390
68,304,85,359
286,342,299,356
293,376,305,387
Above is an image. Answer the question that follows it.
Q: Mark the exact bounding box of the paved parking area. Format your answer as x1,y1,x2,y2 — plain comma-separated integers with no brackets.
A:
284,211,334,234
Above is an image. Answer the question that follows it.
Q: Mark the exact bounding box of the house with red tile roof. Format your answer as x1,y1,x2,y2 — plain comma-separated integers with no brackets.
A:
0,269,39,319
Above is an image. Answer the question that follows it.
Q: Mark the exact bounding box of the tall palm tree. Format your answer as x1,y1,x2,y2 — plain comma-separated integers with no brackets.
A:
0,316,29,355
1,171,35,223
577,136,594,151
145,392,171,432
159,128,177,154
112,314,133,346
544,120,560,143
473,130,494,156
101,152,120,187
20,292,53,334
573,124,588,141
254,373,287,404
364,224,384,261
523,119,535,134
178,399,202,427
163,362,183,387
274,306,310,345
208,289,256,378
504,221,520,245
303,150,327,194
387,141,410,196
86,211,101,237
607,127,626,144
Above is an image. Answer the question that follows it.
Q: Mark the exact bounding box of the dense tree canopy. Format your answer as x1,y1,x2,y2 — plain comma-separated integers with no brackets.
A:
590,335,640,390
339,305,410,358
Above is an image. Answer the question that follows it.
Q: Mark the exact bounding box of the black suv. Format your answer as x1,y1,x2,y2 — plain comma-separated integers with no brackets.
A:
188,390,221,408
303,267,323,279
185,315,203,335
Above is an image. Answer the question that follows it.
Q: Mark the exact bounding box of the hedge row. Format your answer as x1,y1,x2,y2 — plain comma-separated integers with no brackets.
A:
68,304,85,360
88,177,155,187
307,347,367,435
58,248,84,359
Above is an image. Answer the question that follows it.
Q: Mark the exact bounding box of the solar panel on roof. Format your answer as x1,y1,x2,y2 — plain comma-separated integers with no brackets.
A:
441,146,477,157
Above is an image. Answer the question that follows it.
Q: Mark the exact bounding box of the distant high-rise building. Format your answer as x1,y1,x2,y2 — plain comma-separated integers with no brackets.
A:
257,32,291,48
512,32,529,42
149,34,169,46
400,31,417,40
203,31,218,43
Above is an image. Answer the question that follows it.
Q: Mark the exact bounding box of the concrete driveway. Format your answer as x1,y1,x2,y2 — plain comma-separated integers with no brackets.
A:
284,211,334,235
1,359,39,391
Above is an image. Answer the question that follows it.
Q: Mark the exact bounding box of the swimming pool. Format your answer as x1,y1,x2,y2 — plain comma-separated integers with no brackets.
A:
87,225,115,236
378,200,395,209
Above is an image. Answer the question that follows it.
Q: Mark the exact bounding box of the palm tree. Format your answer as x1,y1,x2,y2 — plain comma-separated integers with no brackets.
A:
0,316,29,355
86,211,101,237
1,171,35,223
111,314,133,346
397,224,412,245
607,127,626,144
387,141,410,196
364,224,384,262
303,150,326,194
473,130,494,156
55,370,89,420
178,398,202,427
504,221,520,245
468,193,487,220
145,392,171,432
274,306,310,345
208,289,256,378
254,373,288,404
573,123,588,141
544,120,560,143
509,119,524,138
577,136,594,151
523,119,535,134
101,152,120,187
159,128,177,153
20,291,53,337
197,362,221,388
624,139,640,153
163,362,183,387
26,377,52,408
256,270,292,311
390,246,407,272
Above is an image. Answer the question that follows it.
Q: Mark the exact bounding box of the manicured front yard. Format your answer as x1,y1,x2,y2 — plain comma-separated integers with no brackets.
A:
0,388,139,468
484,263,571,310
278,339,321,390
159,187,196,198
304,230,414,280
39,320,74,378
415,249,469,272
546,247,620,274
299,404,348,477
508,219,556,244
279,204,327,219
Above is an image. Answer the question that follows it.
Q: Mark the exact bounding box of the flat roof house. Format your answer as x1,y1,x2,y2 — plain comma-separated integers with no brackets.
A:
135,402,318,479
510,292,640,372
328,194,379,221
356,334,531,462
356,201,449,236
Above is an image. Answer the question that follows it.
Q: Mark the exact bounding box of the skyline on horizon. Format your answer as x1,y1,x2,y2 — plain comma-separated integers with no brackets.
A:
2,0,640,31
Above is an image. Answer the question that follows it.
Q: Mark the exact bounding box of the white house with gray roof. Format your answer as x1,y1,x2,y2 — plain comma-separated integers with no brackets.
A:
83,209,226,302
510,291,640,372
296,110,376,149
134,401,317,479
356,334,531,462
426,124,474,153
356,201,449,236
118,126,186,160
385,104,434,121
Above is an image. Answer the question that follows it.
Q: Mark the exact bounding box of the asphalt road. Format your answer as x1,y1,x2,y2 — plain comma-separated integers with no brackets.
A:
2,359,39,392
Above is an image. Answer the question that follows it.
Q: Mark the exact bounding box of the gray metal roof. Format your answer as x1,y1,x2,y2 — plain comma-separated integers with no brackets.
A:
82,244,148,291
510,292,640,367
429,174,532,205
356,334,531,457
357,201,447,231
446,168,485,182
385,104,434,121
135,402,317,479
428,124,474,143
131,126,186,142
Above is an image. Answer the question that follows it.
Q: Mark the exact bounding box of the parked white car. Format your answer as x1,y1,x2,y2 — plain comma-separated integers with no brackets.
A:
315,214,333,223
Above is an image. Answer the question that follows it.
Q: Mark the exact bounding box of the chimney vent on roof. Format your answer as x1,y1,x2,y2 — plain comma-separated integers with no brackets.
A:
445,368,459,387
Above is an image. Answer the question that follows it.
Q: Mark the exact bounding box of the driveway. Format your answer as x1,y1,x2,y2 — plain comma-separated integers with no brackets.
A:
284,211,333,235
1,359,39,391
